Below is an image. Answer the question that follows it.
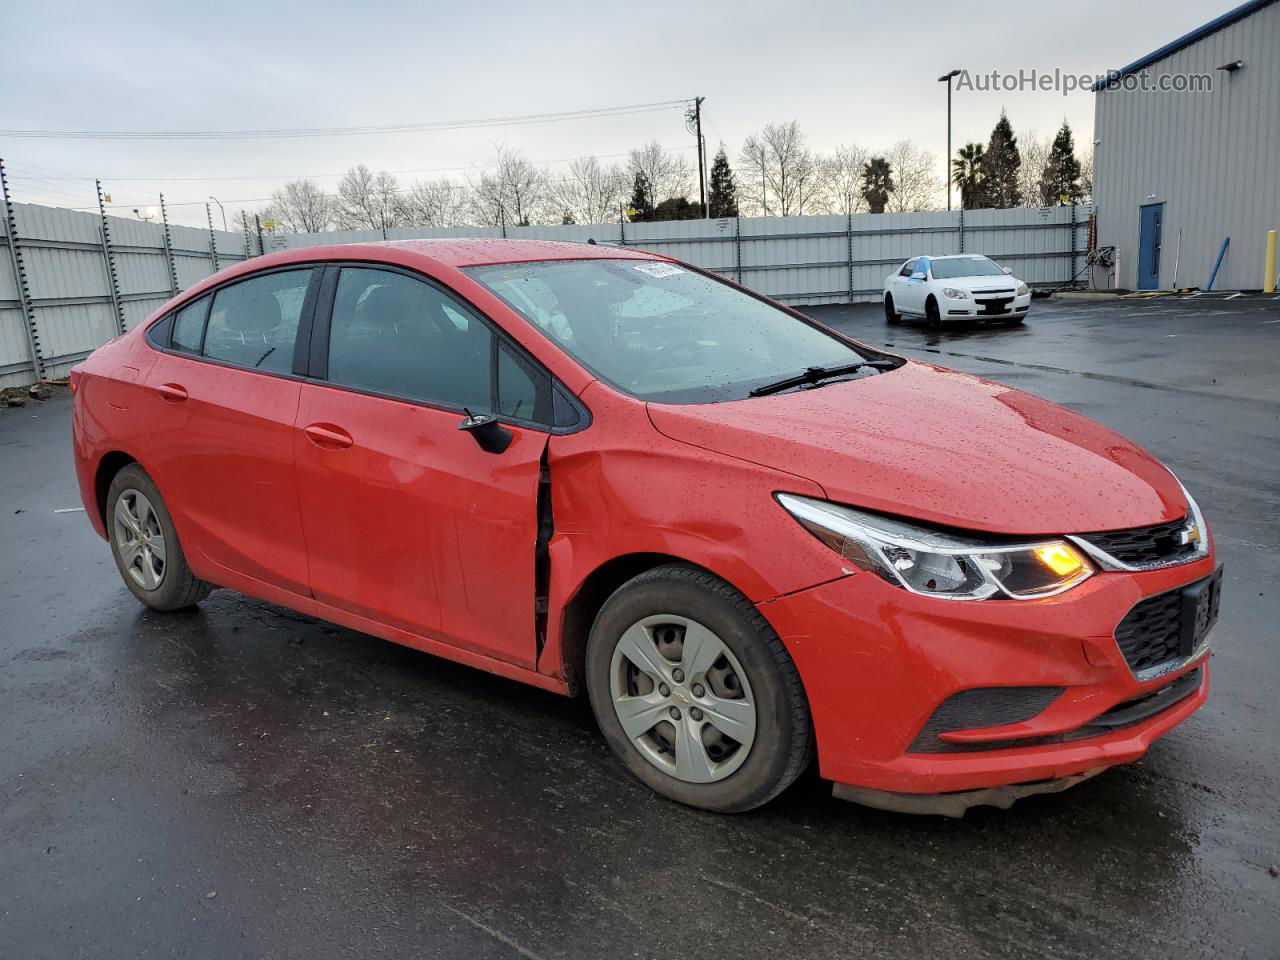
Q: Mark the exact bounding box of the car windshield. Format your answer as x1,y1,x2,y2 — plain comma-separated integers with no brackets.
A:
466,258,874,403
929,256,1009,279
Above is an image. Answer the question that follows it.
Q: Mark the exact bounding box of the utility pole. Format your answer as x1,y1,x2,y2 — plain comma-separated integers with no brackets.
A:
938,69,961,211
687,97,707,217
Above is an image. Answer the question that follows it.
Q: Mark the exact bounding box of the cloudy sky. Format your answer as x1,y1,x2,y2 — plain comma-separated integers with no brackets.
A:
1,0,1220,227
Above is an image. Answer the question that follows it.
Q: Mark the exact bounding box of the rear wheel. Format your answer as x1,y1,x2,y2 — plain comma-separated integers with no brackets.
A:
107,464,213,610
925,296,942,329
586,564,812,813
884,294,902,324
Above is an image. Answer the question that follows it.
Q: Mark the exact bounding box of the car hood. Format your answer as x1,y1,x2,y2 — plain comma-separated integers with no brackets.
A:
646,361,1185,536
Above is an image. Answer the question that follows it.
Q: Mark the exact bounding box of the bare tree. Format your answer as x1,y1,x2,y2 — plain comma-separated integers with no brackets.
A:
738,121,823,217
1079,149,1094,202
265,179,333,233
1018,131,1052,207
820,143,871,214
884,140,942,212
551,156,627,225
402,178,469,227
470,148,550,227
335,165,405,231
627,140,692,206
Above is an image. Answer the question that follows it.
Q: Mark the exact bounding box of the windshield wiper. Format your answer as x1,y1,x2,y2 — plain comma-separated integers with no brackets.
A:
748,360,897,397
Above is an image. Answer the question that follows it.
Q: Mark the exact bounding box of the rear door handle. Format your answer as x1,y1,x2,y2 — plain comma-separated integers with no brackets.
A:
154,382,187,403
303,423,353,450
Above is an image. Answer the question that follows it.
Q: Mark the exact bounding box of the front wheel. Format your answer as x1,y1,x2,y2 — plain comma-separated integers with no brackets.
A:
925,296,942,329
585,564,812,812
107,463,213,610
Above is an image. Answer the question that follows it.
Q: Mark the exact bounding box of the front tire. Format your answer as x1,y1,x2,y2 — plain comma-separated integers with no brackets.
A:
585,564,812,813
925,296,942,329
107,463,213,611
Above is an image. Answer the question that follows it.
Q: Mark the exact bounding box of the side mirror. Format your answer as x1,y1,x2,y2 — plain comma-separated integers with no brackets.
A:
1002,266,1014,275
910,271,927,281
458,410,513,454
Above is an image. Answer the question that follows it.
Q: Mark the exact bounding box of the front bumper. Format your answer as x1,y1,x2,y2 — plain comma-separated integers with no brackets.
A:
944,291,1032,319
762,554,1215,798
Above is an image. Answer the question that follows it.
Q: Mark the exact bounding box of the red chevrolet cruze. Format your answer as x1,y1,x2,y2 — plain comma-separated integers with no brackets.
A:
71,239,1220,814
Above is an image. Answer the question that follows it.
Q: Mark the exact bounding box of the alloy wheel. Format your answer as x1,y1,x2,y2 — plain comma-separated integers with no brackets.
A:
113,489,167,590
609,614,757,784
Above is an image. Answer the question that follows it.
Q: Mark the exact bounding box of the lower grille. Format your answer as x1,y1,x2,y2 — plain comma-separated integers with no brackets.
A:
1114,589,1183,672
907,668,1203,754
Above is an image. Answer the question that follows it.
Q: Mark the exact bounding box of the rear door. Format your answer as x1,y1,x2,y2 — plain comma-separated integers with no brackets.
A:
142,266,320,598
294,265,554,668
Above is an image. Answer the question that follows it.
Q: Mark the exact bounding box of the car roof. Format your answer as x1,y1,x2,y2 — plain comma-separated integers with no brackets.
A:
345,237,665,268
925,254,990,261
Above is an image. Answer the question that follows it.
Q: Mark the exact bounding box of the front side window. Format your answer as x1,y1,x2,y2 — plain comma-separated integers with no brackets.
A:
202,269,313,374
930,256,1008,279
467,258,873,404
326,267,501,414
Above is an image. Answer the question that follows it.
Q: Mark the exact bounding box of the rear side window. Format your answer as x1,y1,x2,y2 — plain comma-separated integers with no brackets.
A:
899,259,916,277
171,298,209,353
202,269,313,374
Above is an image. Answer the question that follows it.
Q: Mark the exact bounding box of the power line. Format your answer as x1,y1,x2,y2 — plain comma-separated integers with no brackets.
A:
4,145,698,184
0,100,691,141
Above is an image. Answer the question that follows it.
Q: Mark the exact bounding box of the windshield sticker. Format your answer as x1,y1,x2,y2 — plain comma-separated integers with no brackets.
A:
633,263,684,279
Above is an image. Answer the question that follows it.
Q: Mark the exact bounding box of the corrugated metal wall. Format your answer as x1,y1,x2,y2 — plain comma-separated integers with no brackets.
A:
277,205,1090,307
0,203,248,388
1093,1,1280,290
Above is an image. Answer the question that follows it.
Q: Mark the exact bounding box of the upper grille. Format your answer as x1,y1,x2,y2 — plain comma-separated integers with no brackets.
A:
1114,589,1183,672
1077,515,1199,568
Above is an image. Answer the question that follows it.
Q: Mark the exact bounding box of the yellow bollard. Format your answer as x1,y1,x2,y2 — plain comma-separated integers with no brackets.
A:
1266,230,1277,294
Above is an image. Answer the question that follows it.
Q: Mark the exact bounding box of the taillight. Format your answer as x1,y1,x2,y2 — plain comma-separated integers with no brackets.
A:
69,367,82,395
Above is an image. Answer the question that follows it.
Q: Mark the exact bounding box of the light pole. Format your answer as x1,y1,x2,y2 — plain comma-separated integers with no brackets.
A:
938,69,961,210
208,195,227,231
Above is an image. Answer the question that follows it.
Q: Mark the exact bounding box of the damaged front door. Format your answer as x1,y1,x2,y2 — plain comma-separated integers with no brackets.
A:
294,265,552,669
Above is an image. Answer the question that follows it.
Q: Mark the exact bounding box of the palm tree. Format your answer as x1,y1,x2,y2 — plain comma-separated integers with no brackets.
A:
952,143,986,209
860,157,894,214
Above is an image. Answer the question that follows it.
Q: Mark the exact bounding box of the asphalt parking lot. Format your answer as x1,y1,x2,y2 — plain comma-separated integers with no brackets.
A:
1,294,1277,960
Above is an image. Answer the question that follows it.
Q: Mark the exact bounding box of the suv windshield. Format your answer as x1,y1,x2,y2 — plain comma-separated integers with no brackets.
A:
467,258,879,403
929,256,1008,279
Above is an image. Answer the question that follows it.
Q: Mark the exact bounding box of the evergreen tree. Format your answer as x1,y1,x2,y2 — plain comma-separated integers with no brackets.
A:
952,142,986,210
652,197,700,221
628,171,653,222
860,157,894,214
979,111,1023,208
707,146,739,218
561,210,576,225
1037,121,1083,206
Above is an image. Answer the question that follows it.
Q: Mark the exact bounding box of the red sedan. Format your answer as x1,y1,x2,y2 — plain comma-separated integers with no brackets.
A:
70,240,1219,814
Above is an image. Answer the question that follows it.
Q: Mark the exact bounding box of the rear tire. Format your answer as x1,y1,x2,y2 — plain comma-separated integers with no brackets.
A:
585,564,812,813
884,294,902,324
925,296,942,329
106,463,213,611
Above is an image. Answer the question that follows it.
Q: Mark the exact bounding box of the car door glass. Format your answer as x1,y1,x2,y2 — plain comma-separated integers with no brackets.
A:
327,267,493,413
171,297,210,353
203,269,312,374
899,259,916,278
496,342,550,422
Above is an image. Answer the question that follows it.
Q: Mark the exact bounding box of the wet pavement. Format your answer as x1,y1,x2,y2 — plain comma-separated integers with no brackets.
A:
2,294,1278,959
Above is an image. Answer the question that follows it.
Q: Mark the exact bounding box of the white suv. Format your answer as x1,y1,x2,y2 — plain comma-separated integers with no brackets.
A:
883,254,1031,327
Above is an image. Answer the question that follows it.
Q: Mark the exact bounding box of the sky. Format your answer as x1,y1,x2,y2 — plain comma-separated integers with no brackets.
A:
0,0,1224,228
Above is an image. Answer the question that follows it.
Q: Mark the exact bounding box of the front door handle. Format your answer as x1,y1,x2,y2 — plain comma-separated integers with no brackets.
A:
303,423,353,450
154,382,188,403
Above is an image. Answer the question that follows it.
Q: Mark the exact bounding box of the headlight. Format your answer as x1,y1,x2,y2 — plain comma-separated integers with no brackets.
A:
942,287,970,299
776,494,1093,600
1017,283,1029,296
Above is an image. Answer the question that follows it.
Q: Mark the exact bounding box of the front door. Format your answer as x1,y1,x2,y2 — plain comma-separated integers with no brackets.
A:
1138,203,1164,290
142,267,319,597
294,265,551,668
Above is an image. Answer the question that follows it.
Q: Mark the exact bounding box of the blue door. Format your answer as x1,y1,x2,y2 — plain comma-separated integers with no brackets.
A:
1137,203,1164,290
